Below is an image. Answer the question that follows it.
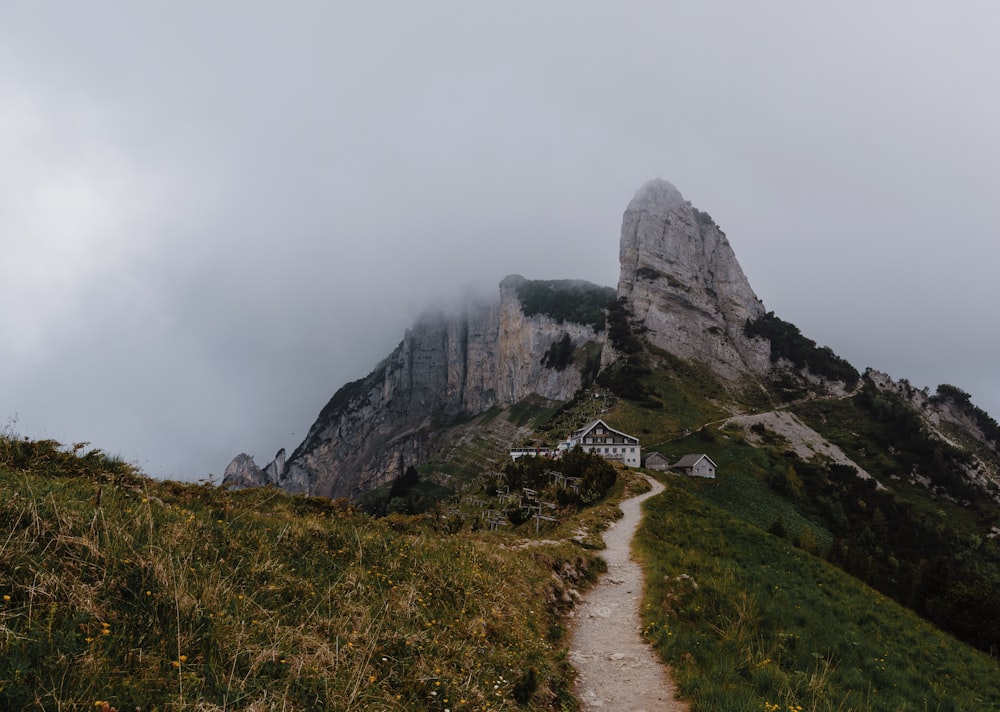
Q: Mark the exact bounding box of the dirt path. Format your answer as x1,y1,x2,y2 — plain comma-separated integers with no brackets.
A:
568,478,687,710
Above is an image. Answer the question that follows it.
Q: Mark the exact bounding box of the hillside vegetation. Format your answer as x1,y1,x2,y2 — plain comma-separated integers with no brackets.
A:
406,325,1000,709
745,312,860,387
587,315,1000,708
637,479,1000,711
6,302,1000,710
510,278,616,332
0,435,621,711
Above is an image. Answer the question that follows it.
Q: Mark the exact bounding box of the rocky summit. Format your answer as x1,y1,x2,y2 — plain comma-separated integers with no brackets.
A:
223,179,809,497
616,178,771,381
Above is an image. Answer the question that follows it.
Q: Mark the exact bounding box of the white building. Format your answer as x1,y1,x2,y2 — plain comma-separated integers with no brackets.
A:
561,419,641,468
508,446,558,462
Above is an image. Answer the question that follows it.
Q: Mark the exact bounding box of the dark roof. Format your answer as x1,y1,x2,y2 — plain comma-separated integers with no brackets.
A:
569,418,637,442
673,453,716,469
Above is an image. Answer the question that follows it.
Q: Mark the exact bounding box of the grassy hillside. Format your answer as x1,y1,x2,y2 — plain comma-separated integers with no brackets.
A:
636,477,1000,711
409,327,1000,708
0,436,617,711
7,313,1000,710
560,338,1000,708
780,387,1000,650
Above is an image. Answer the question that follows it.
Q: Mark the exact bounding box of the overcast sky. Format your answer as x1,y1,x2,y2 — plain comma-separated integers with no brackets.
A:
3,2,999,481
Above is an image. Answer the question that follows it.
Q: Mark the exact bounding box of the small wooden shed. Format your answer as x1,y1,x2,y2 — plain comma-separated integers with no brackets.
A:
672,453,717,479
644,452,670,471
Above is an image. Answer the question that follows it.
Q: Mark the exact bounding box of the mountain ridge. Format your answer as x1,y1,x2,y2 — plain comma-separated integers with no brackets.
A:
224,178,1000,509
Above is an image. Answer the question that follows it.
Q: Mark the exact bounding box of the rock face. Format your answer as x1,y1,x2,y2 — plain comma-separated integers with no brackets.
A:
224,178,780,498
225,279,609,498
615,178,771,381
222,453,264,489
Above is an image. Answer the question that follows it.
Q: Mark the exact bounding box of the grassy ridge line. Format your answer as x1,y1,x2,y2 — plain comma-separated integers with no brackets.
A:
0,437,608,711
635,477,1000,711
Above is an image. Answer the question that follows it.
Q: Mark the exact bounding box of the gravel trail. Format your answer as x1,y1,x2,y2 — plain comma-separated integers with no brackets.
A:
568,477,687,710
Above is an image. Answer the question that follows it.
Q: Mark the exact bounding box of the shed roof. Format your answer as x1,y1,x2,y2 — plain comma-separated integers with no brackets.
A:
673,453,717,469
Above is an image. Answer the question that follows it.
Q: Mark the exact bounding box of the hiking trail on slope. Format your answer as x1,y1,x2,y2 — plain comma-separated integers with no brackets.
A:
568,477,688,711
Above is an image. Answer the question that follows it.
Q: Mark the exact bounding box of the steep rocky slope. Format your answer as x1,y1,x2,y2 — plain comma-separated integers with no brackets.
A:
225,278,611,498
862,369,1000,499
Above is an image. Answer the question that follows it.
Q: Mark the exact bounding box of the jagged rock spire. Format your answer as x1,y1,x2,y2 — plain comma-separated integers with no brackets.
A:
616,178,770,380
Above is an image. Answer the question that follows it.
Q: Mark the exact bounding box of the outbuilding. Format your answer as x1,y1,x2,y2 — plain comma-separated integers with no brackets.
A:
672,453,717,478
643,452,670,471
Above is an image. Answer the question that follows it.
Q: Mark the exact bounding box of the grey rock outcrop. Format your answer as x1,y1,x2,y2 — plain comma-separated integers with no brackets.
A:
223,448,309,493
225,279,609,498
614,178,771,381
222,453,264,489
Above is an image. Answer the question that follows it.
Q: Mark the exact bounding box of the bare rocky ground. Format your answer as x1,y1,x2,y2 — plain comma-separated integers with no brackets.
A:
568,478,688,710
725,409,873,479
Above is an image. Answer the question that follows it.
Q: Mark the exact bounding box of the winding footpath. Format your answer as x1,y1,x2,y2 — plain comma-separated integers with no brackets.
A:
568,478,688,711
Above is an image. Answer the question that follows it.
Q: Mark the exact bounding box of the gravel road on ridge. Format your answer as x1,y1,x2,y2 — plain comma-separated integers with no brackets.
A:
568,477,687,710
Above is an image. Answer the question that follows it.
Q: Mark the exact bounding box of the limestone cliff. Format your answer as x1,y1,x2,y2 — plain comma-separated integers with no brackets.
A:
223,178,835,498
225,278,611,498
614,178,771,381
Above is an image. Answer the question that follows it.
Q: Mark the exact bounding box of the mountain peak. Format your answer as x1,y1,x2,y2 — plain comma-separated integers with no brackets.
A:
627,177,687,215
617,179,770,380
225,179,773,496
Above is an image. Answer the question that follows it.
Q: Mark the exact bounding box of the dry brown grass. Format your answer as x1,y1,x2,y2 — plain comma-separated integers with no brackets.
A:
0,435,610,710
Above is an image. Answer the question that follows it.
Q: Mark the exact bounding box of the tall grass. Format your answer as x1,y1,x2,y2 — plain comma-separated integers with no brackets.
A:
0,436,604,710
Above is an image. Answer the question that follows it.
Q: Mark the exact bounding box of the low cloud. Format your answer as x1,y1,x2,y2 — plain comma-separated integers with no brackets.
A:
3,3,999,479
